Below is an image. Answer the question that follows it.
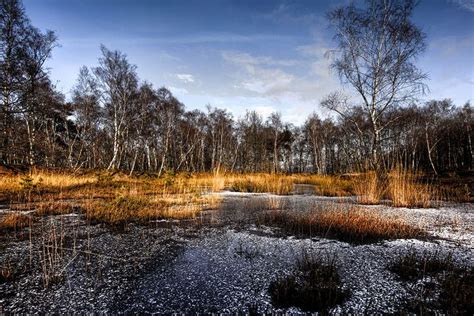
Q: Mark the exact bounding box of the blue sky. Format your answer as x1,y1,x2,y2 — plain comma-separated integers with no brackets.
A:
23,0,474,124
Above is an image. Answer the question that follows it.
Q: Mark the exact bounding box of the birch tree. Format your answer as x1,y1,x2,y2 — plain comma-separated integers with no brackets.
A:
94,45,138,170
326,0,427,171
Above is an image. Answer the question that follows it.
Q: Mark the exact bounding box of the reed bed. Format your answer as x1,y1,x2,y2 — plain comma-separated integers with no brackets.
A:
258,204,426,244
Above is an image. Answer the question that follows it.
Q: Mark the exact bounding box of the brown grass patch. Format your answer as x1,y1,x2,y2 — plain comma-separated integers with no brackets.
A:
353,172,385,205
229,174,294,195
258,204,425,244
0,212,31,231
35,201,77,216
293,174,353,197
83,193,219,226
353,169,439,207
387,168,436,208
0,170,463,208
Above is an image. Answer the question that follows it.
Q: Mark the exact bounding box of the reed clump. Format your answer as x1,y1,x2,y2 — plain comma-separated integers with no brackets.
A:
387,168,436,208
258,204,425,244
229,174,294,195
353,172,386,205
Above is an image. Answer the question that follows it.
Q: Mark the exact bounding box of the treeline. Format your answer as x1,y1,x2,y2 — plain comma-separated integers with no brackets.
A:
1,0,472,175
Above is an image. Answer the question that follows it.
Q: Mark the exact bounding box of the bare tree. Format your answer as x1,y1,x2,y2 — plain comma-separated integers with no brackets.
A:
326,0,427,170
94,45,138,170
70,66,102,169
266,112,283,173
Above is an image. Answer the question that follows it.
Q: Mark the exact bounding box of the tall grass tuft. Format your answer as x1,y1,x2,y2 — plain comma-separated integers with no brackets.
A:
353,172,385,205
229,174,294,195
387,168,435,208
258,204,426,244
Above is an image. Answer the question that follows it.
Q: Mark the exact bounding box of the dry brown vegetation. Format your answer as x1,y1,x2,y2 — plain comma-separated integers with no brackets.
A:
387,168,436,208
352,168,457,207
35,201,77,216
0,212,31,230
0,169,469,229
229,174,294,195
293,174,353,197
0,171,223,229
83,194,219,226
258,204,426,244
353,172,386,204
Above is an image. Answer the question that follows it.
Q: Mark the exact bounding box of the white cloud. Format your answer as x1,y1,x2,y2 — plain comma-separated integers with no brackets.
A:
254,105,277,118
176,73,195,83
168,86,189,95
222,51,296,95
222,51,298,67
217,38,345,124
449,0,474,11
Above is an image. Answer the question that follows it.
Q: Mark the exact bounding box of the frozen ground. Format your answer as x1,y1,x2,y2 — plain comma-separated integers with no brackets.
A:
0,191,473,314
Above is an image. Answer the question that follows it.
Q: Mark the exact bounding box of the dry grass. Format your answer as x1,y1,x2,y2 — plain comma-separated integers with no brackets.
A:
35,201,77,216
0,212,31,231
0,171,224,227
293,174,353,197
353,169,439,207
229,174,294,195
258,204,425,244
353,172,385,205
0,171,95,193
83,193,220,226
387,168,436,208
389,249,456,281
0,169,464,216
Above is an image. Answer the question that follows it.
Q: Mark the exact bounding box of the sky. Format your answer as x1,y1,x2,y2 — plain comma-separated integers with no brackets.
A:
23,0,474,124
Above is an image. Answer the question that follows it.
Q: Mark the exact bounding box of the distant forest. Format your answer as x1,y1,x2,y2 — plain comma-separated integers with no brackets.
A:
1,0,472,175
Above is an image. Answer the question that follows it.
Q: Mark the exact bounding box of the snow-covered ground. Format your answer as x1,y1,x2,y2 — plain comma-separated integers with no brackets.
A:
0,192,472,314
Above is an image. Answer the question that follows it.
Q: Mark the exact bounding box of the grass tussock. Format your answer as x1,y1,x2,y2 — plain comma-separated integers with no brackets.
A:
293,174,353,197
258,204,425,244
354,169,439,207
0,263,15,283
390,250,473,315
387,168,435,208
83,194,219,226
229,174,294,195
353,172,385,205
0,170,466,211
390,250,456,281
0,212,31,231
269,252,348,312
35,201,77,216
